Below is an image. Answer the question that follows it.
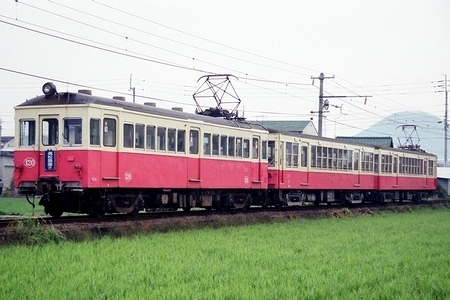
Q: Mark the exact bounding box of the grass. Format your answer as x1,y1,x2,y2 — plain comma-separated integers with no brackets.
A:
0,208,449,299
0,197,45,216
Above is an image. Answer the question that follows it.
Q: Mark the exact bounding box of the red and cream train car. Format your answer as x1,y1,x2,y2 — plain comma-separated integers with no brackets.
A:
266,129,437,205
14,83,269,217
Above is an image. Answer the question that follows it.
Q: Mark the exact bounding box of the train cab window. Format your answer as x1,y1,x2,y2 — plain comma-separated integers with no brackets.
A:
19,119,36,146
212,134,219,156
42,118,59,146
90,119,100,146
168,128,176,152
243,139,250,158
301,145,307,167
63,118,82,146
203,133,211,155
189,130,199,154
220,135,227,156
262,140,267,160
123,124,134,148
135,124,145,149
146,125,156,150
157,127,166,151
228,137,235,157
252,138,259,159
177,130,185,152
236,138,243,158
103,118,116,147
268,141,275,167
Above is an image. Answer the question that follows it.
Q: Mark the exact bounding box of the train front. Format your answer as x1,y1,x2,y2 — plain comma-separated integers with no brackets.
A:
14,83,92,217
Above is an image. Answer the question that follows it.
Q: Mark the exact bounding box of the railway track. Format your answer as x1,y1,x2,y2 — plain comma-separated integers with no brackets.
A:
1,199,447,231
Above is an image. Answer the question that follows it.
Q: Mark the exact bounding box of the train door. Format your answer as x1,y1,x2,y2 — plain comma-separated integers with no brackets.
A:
187,127,201,188
393,154,399,187
279,141,285,185
101,116,119,187
251,136,262,187
39,114,60,176
300,142,309,186
354,149,361,187
423,159,429,188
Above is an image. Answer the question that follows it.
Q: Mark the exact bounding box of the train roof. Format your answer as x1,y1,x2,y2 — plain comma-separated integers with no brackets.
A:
267,128,437,157
16,91,268,132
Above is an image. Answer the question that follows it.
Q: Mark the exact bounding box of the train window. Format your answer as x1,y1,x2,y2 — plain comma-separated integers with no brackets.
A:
135,124,145,149
228,137,235,157
301,145,307,167
236,138,243,158
286,142,292,167
146,125,156,150
262,140,267,160
19,119,35,146
157,127,166,151
63,118,82,146
243,139,250,158
90,119,100,146
361,152,374,172
327,148,332,170
189,130,199,154
268,141,275,167
293,143,299,167
252,138,259,159
168,128,176,152
337,149,343,170
374,154,379,173
311,146,317,168
42,118,59,146
353,150,359,171
212,134,219,156
347,150,353,170
123,124,134,148
103,118,116,147
177,130,185,152
428,160,434,176
220,135,227,156
203,133,211,155
315,146,321,168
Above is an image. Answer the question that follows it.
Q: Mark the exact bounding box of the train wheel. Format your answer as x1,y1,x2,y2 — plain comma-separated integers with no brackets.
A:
46,205,63,218
111,196,139,214
233,194,251,210
89,206,105,218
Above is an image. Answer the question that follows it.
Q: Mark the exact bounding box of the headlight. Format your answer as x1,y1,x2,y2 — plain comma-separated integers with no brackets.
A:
42,82,57,97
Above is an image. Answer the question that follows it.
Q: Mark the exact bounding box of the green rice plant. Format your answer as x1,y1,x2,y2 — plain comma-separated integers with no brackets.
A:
6,217,66,245
0,208,449,299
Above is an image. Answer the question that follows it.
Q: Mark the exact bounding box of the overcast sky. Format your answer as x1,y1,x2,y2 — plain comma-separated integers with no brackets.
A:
1,0,450,141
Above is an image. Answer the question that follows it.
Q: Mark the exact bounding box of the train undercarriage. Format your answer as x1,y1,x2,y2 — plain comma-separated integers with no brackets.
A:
20,180,430,218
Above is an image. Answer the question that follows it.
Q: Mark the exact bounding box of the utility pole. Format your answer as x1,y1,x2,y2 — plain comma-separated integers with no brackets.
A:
445,74,448,167
130,74,136,103
311,73,334,137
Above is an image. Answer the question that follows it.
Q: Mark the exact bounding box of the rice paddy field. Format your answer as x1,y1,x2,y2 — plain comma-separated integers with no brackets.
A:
0,206,449,299
0,197,44,216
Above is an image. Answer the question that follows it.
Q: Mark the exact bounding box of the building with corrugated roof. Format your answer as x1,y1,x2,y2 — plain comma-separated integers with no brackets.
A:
336,136,394,148
249,120,318,136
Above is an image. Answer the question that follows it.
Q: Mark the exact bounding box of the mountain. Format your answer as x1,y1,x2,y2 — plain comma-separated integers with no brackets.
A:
354,111,445,162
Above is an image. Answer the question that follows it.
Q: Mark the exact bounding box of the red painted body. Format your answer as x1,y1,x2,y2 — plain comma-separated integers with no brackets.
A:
15,149,269,190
